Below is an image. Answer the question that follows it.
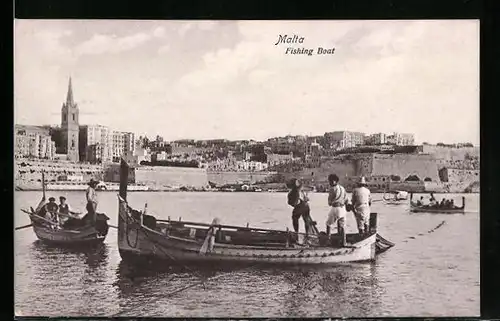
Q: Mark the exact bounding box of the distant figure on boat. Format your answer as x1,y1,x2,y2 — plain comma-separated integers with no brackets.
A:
325,174,347,246
286,178,311,234
86,178,99,225
351,176,372,236
416,196,424,206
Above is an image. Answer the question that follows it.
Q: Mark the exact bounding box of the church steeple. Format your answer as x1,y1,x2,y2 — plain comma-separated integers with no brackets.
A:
66,77,75,106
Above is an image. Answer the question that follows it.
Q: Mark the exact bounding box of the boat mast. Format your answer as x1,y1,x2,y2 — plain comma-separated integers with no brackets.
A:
42,170,46,200
119,158,129,201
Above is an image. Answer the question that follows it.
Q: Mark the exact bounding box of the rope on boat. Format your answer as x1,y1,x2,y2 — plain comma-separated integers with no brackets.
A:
401,220,447,243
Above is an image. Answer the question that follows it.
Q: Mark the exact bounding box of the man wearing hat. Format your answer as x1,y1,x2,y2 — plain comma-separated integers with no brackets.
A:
351,176,372,235
86,178,99,225
58,196,80,224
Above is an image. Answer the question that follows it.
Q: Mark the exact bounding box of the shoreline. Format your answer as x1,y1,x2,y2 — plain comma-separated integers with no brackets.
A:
14,187,479,194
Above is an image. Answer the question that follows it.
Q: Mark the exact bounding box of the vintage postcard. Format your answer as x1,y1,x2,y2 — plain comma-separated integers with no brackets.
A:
14,20,479,318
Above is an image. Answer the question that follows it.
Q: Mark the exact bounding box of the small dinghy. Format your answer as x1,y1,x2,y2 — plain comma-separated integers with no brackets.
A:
117,160,394,266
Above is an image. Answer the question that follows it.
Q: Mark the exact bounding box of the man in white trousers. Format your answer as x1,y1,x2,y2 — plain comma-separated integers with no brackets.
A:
325,173,348,247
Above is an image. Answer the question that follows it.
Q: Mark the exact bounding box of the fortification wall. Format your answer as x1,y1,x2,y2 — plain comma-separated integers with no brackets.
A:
207,171,276,185
446,168,480,184
422,145,479,160
281,159,357,189
370,154,440,182
135,166,208,188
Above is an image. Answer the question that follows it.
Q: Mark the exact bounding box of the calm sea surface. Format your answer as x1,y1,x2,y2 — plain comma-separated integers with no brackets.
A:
14,191,479,318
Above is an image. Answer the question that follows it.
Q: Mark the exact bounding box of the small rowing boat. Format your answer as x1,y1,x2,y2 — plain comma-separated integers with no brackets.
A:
117,159,394,266
18,171,110,247
409,193,465,214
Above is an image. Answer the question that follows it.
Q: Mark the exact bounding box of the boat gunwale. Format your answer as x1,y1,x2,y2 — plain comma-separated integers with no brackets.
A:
409,202,465,213
120,201,372,252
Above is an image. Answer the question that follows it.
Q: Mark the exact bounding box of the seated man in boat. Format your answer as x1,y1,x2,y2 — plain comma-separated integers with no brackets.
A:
58,196,80,226
325,173,348,246
416,196,424,206
287,178,311,235
351,176,371,236
439,198,446,208
44,197,60,225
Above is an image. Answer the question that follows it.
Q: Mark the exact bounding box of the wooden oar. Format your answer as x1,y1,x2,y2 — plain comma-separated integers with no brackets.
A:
15,224,32,231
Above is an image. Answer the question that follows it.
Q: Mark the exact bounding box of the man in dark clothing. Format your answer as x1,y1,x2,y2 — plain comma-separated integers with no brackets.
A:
287,178,311,234
44,197,59,224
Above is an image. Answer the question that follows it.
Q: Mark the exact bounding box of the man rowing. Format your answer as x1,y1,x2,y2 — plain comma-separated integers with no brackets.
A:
58,196,80,225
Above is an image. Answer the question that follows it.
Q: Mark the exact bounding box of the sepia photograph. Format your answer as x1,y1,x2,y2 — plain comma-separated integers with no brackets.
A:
14,19,479,318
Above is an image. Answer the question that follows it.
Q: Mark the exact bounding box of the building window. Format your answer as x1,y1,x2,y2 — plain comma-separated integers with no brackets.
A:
72,114,75,121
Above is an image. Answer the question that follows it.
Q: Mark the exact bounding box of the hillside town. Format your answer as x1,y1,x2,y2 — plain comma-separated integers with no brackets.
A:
15,78,479,193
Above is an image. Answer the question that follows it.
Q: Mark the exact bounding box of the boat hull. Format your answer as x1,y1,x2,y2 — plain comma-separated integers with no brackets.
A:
32,225,107,246
117,198,377,266
409,205,465,214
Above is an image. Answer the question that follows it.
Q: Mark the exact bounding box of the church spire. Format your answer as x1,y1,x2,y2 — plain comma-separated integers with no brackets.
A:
66,77,74,106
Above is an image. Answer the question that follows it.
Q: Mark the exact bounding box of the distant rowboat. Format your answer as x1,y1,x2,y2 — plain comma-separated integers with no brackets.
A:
409,193,465,214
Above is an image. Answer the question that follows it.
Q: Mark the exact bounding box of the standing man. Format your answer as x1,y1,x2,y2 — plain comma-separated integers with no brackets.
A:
326,174,348,247
287,178,311,235
86,178,99,225
351,176,372,235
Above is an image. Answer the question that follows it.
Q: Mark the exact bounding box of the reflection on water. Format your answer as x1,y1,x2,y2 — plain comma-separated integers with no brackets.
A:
15,191,480,317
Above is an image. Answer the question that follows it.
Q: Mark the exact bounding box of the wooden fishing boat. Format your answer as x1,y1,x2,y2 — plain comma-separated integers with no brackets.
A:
117,160,394,265
409,193,465,214
18,171,110,247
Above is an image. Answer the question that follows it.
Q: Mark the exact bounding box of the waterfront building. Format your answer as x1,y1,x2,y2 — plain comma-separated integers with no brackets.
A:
386,132,415,146
324,131,365,149
15,158,103,186
15,125,56,160
366,133,387,145
79,124,113,163
60,77,80,162
112,131,135,162
266,152,295,167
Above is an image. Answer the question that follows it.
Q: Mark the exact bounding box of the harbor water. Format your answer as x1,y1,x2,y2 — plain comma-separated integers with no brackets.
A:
14,192,479,317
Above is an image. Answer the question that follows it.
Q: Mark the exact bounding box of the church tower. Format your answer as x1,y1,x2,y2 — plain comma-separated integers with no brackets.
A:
61,77,80,162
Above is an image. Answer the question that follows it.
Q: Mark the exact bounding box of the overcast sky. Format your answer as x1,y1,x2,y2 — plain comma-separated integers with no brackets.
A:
14,20,479,145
